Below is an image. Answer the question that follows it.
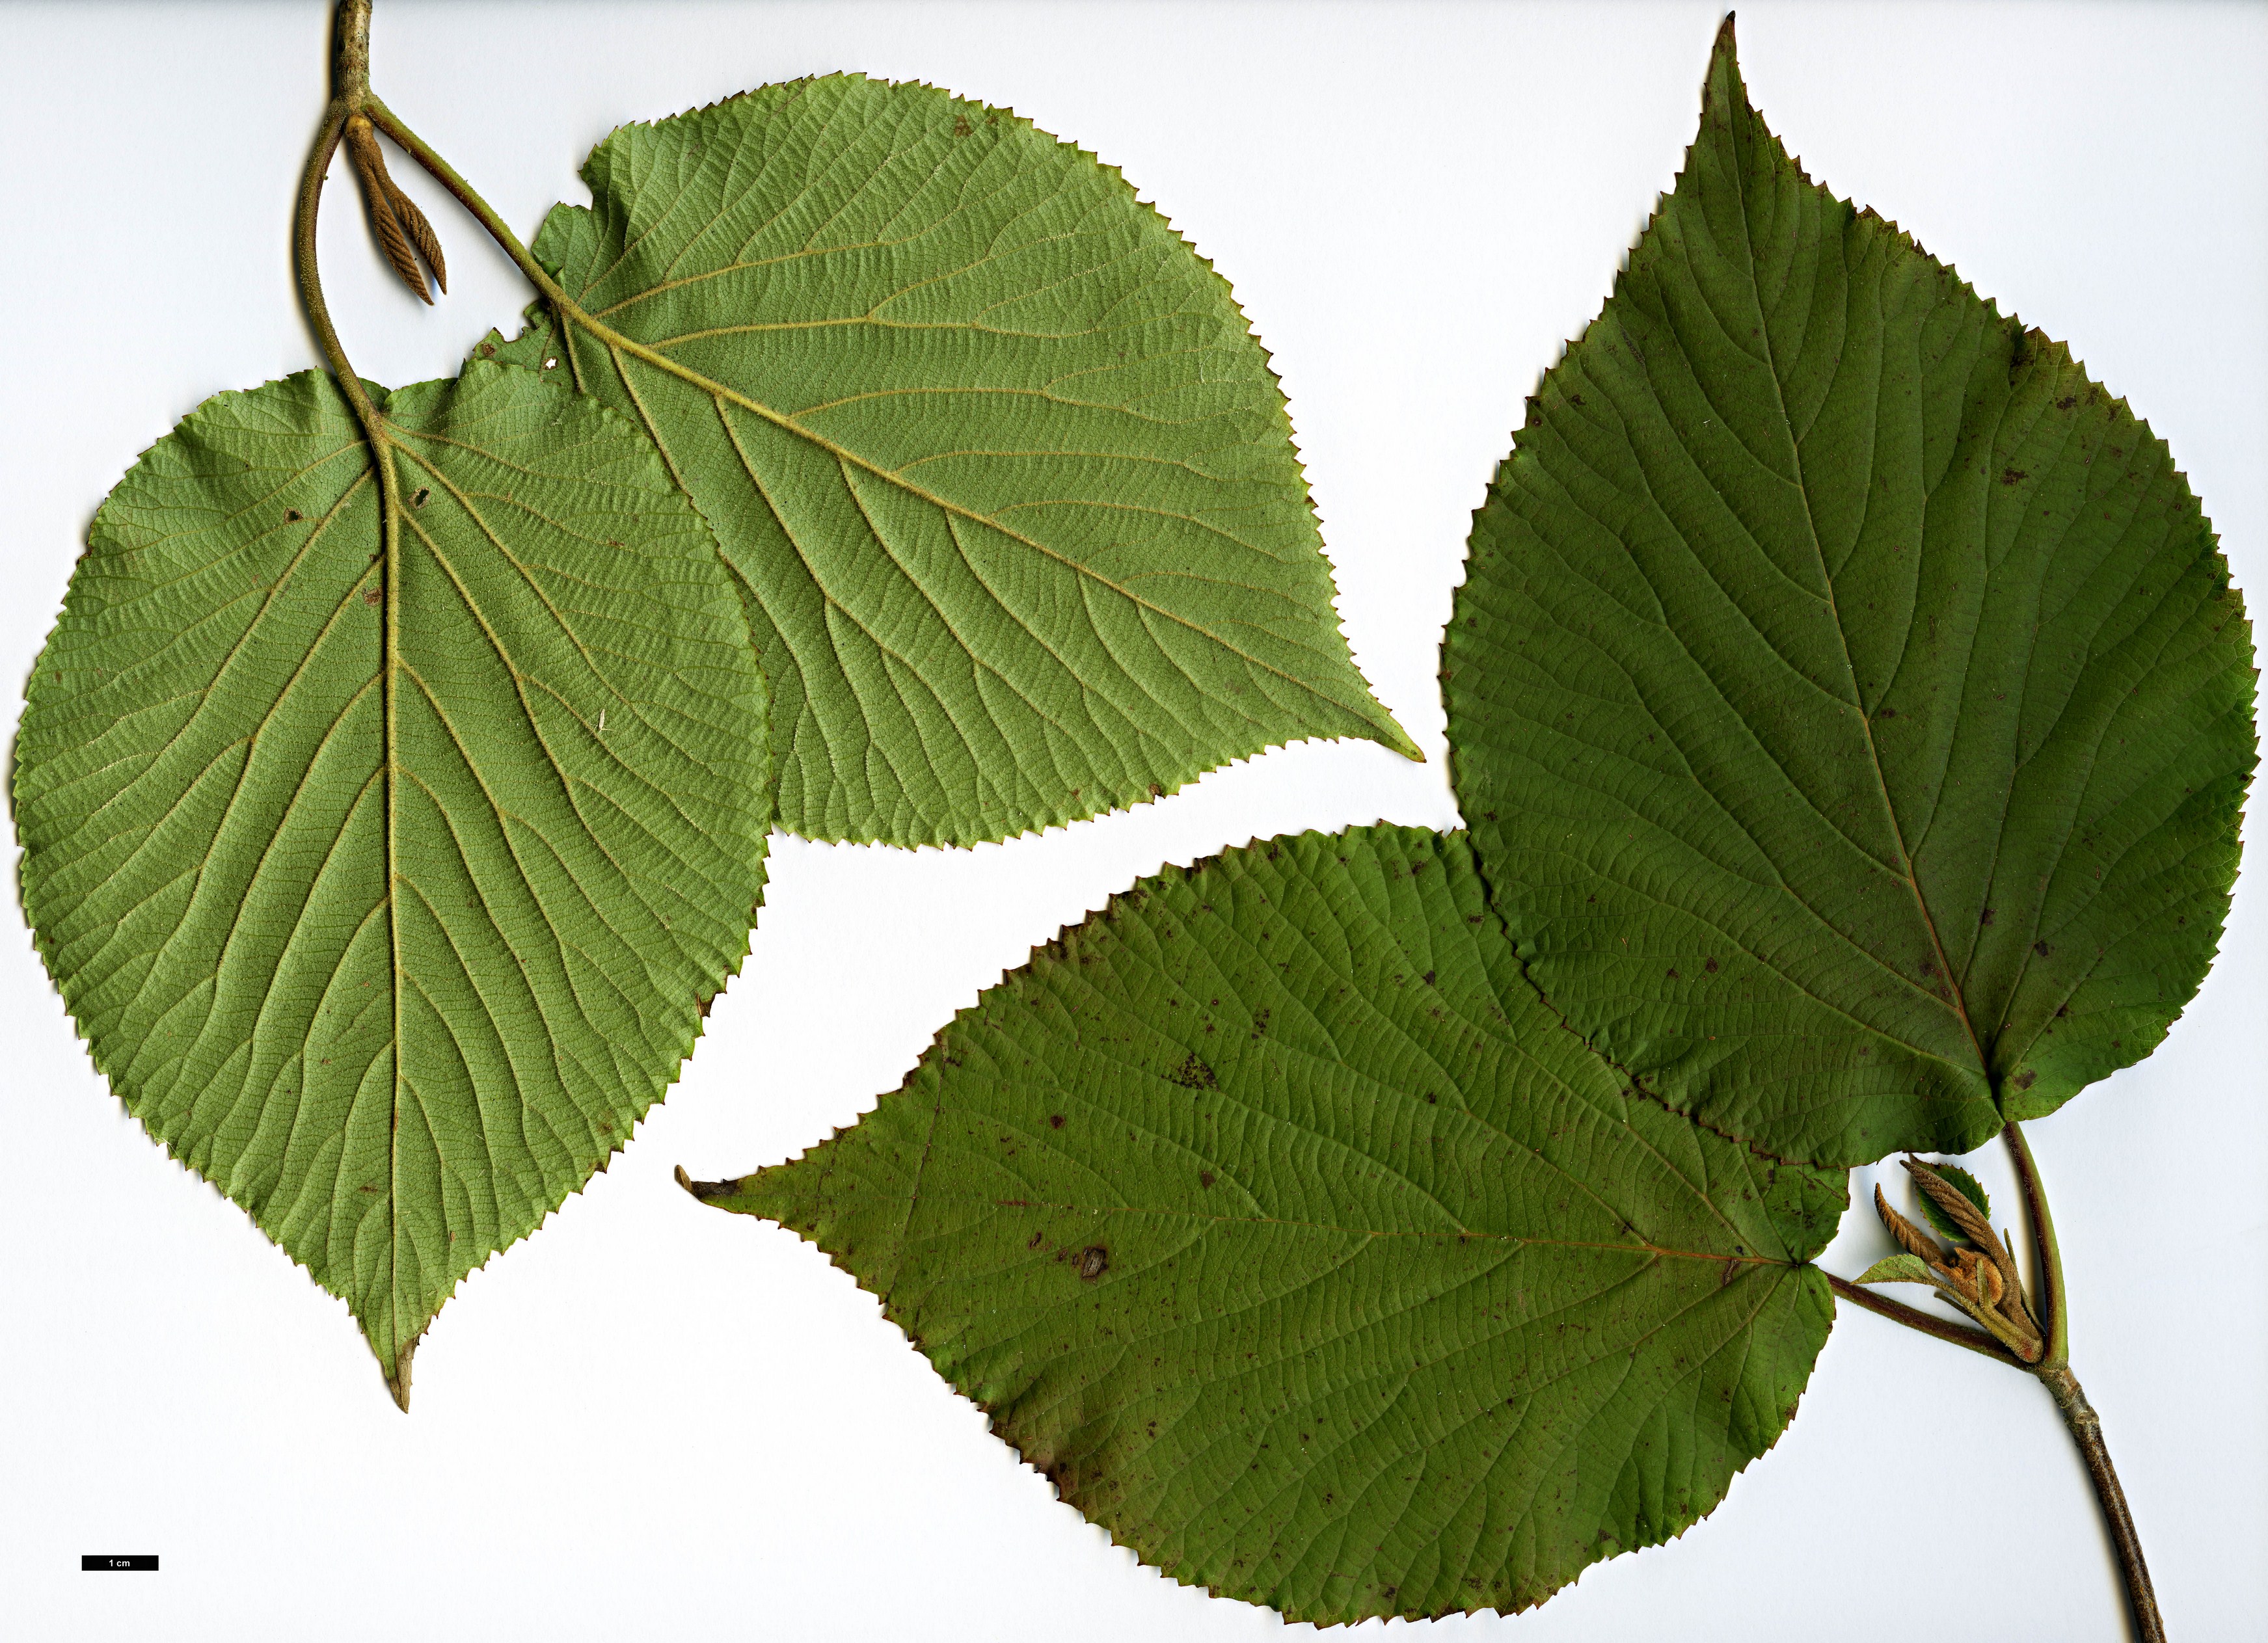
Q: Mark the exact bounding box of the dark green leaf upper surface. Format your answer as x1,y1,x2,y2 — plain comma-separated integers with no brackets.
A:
702,826,1838,1621
485,73,1414,848
1446,21,2256,1166
16,364,770,1391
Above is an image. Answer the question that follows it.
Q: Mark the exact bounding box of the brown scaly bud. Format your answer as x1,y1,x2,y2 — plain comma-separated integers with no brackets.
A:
1904,1158,2042,1350
346,113,446,303
1867,1168,2044,1363
1905,1157,1995,1246
1874,1182,1944,1264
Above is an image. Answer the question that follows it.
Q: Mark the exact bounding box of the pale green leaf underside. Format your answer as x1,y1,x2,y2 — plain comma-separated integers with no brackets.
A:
1445,21,2256,1167
16,364,770,1389
700,827,1838,1621
484,73,1414,848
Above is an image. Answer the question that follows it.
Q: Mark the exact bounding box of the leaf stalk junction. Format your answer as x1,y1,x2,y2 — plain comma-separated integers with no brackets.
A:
1833,1123,2163,1641
306,4,779,464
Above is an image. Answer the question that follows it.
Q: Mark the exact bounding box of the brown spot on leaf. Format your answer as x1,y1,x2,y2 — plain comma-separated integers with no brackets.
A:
363,587,383,606
1198,1170,1215,1188
1048,1113,1065,1129
2001,467,2028,486
284,509,303,523
1168,1052,1217,1091
2014,1071,2037,1089
2034,940,2052,958
1704,957,1718,973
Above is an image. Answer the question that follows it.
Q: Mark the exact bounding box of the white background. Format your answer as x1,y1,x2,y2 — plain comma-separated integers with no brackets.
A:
2,4,2261,1638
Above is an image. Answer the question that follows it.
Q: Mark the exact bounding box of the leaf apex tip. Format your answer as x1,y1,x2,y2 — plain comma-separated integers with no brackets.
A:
388,1343,414,1413
1705,10,1747,101
675,1165,736,1203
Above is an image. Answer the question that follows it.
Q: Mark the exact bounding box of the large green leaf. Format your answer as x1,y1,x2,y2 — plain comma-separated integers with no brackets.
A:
16,362,769,1402
692,826,1839,1621
1444,20,2256,1167
481,73,1416,848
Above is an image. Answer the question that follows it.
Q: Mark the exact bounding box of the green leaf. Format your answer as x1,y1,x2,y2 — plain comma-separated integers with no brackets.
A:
1444,18,2256,1166
694,826,1841,1621
1913,1162,1992,1244
1852,1253,1937,1287
16,362,769,1402
479,73,1416,848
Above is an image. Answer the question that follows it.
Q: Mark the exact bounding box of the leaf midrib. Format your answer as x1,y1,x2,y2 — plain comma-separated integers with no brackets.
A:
922,842,1797,1262
1718,90,1991,1088
545,290,1405,745
911,1192,1787,1266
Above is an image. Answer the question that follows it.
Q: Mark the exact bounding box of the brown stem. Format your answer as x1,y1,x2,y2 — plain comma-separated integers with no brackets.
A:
2005,1127,2157,1634
2040,1365,2165,1642
1825,1273,2025,1366
334,0,371,104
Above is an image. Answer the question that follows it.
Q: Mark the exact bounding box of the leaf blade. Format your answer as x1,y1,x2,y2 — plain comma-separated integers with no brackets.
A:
483,74,1414,847
1444,20,2256,1166
698,826,1839,1620
17,362,770,1392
